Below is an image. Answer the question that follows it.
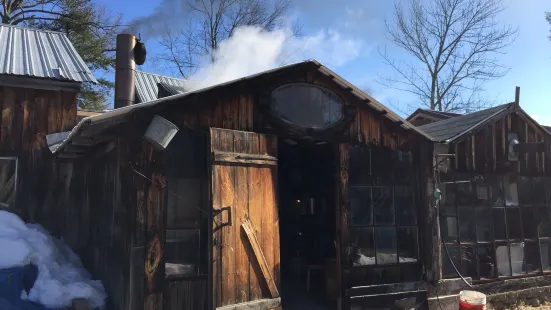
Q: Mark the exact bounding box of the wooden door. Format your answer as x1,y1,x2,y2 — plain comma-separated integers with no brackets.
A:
209,128,281,309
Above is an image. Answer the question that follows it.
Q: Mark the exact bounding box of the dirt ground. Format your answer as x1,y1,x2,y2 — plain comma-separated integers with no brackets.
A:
500,303,551,310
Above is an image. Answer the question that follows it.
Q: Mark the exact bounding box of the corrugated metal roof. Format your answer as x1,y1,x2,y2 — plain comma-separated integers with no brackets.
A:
419,103,513,142
0,24,96,83
134,70,187,103
52,59,432,155
158,82,187,97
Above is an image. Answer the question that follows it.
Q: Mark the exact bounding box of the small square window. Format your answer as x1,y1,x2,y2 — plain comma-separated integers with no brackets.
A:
510,243,525,276
489,176,504,207
0,157,17,208
456,180,473,207
521,208,538,239
537,207,551,238
442,244,460,278
503,174,519,207
165,229,200,275
460,245,477,278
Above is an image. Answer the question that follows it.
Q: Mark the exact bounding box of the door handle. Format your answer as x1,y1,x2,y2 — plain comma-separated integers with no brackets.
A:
213,206,232,227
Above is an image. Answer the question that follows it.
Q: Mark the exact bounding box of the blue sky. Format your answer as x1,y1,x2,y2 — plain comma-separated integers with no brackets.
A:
96,0,551,124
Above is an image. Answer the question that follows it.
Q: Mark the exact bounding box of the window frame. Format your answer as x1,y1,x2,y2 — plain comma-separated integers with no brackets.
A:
440,173,551,280
0,157,18,209
349,148,420,268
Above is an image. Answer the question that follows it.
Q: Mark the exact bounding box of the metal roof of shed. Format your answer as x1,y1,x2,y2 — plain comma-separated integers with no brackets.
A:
0,24,96,83
135,70,187,103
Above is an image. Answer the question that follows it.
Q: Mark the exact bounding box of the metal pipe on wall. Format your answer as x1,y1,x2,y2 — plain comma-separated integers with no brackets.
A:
114,33,136,109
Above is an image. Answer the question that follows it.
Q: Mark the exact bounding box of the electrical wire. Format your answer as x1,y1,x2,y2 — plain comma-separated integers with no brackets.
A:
129,163,224,227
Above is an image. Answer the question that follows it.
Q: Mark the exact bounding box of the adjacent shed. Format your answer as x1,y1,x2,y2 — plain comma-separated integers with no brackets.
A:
0,23,95,219
417,92,551,307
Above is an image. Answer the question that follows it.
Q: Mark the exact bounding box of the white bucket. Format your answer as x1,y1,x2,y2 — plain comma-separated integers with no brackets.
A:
144,115,179,150
459,290,486,310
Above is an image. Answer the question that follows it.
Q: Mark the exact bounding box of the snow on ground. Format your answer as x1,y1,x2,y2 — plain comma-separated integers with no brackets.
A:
0,210,106,309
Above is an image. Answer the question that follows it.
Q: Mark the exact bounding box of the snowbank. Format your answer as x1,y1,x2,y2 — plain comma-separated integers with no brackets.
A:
0,210,106,309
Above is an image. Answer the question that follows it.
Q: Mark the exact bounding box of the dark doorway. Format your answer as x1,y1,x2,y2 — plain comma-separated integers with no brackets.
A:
278,138,337,310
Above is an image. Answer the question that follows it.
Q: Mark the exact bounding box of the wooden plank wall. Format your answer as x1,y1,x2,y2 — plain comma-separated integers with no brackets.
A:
451,112,550,176
0,85,77,220
164,276,208,310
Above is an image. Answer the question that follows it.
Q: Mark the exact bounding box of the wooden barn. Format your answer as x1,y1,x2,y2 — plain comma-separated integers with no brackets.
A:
0,24,96,220
416,90,551,308
42,33,440,310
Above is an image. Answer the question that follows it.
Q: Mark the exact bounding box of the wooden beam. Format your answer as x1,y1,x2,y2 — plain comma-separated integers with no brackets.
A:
492,123,497,171
216,298,281,310
213,151,277,166
241,220,279,298
514,142,546,153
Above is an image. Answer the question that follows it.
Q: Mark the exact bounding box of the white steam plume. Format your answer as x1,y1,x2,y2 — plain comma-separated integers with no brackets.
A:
185,25,365,91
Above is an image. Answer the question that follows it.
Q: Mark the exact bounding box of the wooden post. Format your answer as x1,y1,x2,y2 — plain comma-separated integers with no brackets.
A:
336,143,349,309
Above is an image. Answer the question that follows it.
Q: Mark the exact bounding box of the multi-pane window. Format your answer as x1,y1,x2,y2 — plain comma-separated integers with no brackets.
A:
349,148,419,267
440,173,551,279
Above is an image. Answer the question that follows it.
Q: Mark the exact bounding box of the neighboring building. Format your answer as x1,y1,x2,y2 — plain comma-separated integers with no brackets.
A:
134,70,187,103
0,24,95,216
406,108,460,126
418,98,551,308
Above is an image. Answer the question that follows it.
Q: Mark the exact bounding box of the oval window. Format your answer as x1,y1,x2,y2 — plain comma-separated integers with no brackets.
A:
270,83,345,130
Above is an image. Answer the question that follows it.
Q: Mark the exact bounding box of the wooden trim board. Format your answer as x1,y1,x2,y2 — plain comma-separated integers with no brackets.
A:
216,298,281,310
241,219,279,298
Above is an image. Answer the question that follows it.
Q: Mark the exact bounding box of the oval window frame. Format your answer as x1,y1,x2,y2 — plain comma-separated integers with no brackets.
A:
267,83,352,134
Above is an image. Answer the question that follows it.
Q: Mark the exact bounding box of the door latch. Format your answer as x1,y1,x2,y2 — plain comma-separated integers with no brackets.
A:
213,206,232,227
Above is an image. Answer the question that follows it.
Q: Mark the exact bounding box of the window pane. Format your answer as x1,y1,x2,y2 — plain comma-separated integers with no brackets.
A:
350,186,372,226
398,227,418,263
442,244,460,278
165,229,200,273
371,149,393,184
395,186,416,225
474,182,489,206
270,84,344,129
440,205,458,243
525,241,541,274
518,176,533,205
478,244,496,278
348,146,370,185
350,228,375,266
393,151,413,185
541,240,551,271
537,207,551,237
521,208,537,239
503,174,519,207
496,243,511,276
476,208,493,242
373,187,394,225
493,208,507,240
375,227,398,265
440,182,456,206
510,243,525,276
490,176,504,207
506,208,522,240
456,180,473,207
534,178,547,206
0,158,17,208
460,245,477,278
458,207,476,242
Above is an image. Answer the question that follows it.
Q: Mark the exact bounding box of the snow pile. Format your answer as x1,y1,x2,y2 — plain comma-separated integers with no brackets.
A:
353,253,418,266
0,211,107,309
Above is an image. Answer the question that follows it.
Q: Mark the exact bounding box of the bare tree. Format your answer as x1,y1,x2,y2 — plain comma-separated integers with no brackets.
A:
380,0,518,112
156,0,295,78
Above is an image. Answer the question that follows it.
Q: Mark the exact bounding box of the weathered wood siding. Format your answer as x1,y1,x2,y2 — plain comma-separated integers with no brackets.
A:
451,111,550,175
0,85,77,219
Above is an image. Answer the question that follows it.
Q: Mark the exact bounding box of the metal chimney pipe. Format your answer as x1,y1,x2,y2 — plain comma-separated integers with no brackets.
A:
114,33,136,109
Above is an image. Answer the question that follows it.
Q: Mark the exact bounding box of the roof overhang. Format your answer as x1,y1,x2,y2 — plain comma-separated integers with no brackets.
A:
51,60,432,157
